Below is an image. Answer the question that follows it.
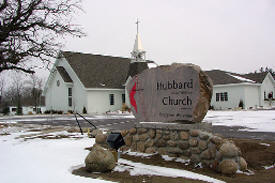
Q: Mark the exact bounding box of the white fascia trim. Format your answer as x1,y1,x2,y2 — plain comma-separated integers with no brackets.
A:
65,82,74,87
42,59,60,95
267,73,275,85
214,82,261,88
123,76,133,86
85,88,125,91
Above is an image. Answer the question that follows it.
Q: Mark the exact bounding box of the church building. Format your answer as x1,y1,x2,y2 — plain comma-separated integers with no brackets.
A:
43,22,156,114
43,22,275,114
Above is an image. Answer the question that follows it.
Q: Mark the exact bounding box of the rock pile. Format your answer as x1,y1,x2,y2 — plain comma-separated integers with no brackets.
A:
96,124,247,176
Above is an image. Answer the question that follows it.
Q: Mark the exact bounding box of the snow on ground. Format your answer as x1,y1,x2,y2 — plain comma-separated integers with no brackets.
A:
115,159,225,183
204,110,275,133
0,127,113,183
0,125,226,183
264,165,275,170
259,143,271,147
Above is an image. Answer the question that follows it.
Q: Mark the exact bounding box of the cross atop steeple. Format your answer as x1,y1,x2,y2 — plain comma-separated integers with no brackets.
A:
131,18,146,63
136,18,140,34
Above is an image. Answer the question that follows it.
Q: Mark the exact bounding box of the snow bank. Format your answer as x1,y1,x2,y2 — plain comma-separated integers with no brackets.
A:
0,128,113,183
204,110,275,133
115,159,225,183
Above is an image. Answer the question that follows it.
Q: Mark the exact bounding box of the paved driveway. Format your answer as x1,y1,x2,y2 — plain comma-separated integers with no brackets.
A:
1,114,275,141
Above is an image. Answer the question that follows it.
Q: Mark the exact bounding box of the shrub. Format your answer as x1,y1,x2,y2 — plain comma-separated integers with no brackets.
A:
239,100,244,109
57,110,63,114
122,103,129,112
82,107,87,114
67,110,74,114
44,110,51,114
16,107,22,115
44,110,59,114
209,105,214,110
2,107,10,115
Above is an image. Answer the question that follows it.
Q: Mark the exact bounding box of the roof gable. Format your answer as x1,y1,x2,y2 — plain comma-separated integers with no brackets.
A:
62,51,131,89
56,66,73,83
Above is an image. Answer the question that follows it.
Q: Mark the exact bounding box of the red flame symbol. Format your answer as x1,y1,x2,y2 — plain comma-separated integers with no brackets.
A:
130,82,137,113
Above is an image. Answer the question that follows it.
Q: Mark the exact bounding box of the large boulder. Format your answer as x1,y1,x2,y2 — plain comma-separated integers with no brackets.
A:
218,159,238,176
219,142,240,158
126,63,213,123
91,129,103,137
85,145,116,172
239,157,248,171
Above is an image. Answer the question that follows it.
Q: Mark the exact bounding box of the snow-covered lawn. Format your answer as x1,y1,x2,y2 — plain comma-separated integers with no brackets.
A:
0,125,226,183
0,126,111,183
1,110,274,183
204,110,275,133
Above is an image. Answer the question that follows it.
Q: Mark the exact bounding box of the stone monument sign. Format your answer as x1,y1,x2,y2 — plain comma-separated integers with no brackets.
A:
126,63,213,123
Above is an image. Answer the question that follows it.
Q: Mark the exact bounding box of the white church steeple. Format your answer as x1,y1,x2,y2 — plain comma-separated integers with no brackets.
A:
131,19,146,63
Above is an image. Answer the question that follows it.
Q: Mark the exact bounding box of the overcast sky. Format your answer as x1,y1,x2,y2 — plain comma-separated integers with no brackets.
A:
4,0,275,83
63,0,275,73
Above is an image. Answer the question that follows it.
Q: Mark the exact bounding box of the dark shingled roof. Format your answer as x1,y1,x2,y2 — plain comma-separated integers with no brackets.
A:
62,51,131,89
56,66,73,83
127,62,149,78
241,72,268,83
205,70,271,85
60,51,271,87
205,70,243,85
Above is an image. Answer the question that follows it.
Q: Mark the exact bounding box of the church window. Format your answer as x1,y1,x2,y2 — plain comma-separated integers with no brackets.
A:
68,98,72,107
224,92,228,101
110,94,114,105
221,93,225,101
216,92,228,102
57,80,60,87
122,94,126,104
68,88,72,107
216,93,219,102
68,88,72,96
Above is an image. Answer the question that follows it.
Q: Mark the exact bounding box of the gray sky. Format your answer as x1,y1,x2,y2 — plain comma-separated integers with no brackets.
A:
4,0,275,84
63,0,275,74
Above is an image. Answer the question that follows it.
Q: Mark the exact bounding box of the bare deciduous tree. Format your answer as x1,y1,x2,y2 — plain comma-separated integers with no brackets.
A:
0,0,84,74
5,72,24,114
0,74,4,96
24,74,43,112
0,73,5,106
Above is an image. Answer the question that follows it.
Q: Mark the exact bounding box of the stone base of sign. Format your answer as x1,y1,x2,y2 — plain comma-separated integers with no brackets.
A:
107,122,247,176
136,122,213,133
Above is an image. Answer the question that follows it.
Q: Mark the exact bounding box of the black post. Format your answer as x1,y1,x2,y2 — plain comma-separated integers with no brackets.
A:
74,113,83,135
76,112,97,129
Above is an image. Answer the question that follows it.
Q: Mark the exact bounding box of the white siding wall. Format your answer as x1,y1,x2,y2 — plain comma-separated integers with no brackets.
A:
244,85,260,109
45,72,68,111
124,77,132,107
87,89,125,114
260,74,275,107
58,58,87,112
211,85,246,110
45,57,87,113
